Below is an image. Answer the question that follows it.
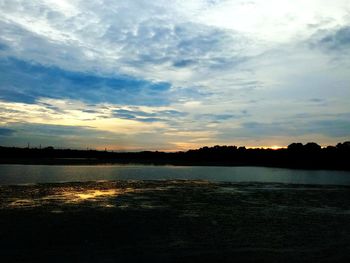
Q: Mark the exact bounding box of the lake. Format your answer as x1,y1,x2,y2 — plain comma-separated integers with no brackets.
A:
0,164,350,185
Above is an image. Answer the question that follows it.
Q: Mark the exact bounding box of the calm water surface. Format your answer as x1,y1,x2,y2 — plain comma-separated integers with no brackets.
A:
0,164,350,185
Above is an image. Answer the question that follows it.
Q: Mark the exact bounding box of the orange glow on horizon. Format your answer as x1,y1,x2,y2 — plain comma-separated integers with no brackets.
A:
96,144,289,152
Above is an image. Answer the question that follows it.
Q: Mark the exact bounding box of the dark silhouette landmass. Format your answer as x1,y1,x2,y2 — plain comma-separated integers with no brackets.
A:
1,141,349,170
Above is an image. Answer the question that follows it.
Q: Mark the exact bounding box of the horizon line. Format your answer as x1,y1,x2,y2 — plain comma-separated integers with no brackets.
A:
2,141,349,153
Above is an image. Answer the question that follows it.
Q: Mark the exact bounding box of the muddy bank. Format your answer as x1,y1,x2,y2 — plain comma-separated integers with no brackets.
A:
1,180,350,262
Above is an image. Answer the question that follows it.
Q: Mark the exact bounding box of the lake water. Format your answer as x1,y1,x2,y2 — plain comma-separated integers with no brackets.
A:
0,164,350,185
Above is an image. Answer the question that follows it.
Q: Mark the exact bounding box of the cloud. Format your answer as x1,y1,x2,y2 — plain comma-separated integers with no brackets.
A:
220,117,350,140
0,42,7,50
308,25,350,62
112,108,186,123
195,113,244,122
0,0,256,97
0,122,182,151
0,0,350,149
317,26,350,50
0,89,37,104
0,127,15,136
0,122,121,148
0,58,173,106
173,59,195,68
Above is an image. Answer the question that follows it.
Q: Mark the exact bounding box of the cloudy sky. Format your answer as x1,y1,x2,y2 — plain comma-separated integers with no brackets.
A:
0,0,350,150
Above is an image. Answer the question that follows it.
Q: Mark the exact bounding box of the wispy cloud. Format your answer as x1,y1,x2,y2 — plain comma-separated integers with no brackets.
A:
315,26,350,50
0,0,349,149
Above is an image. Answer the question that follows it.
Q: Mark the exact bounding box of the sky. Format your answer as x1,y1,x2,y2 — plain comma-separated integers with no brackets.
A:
0,0,350,151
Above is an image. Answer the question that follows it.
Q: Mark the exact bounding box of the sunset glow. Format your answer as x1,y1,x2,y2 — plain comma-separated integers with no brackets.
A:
1,1,349,150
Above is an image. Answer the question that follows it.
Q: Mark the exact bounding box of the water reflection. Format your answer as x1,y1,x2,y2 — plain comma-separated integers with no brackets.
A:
60,189,120,202
1,180,210,210
74,189,117,200
0,165,350,185
2,181,350,217
5,185,136,209
9,199,37,208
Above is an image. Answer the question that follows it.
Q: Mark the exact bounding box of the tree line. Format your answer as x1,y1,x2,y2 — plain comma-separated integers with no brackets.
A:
0,142,349,170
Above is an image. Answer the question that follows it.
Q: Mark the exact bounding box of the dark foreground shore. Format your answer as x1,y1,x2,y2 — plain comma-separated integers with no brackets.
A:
1,180,350,262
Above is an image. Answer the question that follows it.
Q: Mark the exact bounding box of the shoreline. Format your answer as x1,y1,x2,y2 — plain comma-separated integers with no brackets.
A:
1,144,350,171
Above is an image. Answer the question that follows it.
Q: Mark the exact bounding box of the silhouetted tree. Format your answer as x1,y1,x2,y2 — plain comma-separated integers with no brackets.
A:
304,142,321,151
0,142,349,170
287,143,303,151
337,141,350,150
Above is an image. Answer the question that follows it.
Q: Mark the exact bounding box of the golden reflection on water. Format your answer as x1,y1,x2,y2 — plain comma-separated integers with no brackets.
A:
7,187,136,208
9,199,37,208
48,188,136,204
66,189,119,201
